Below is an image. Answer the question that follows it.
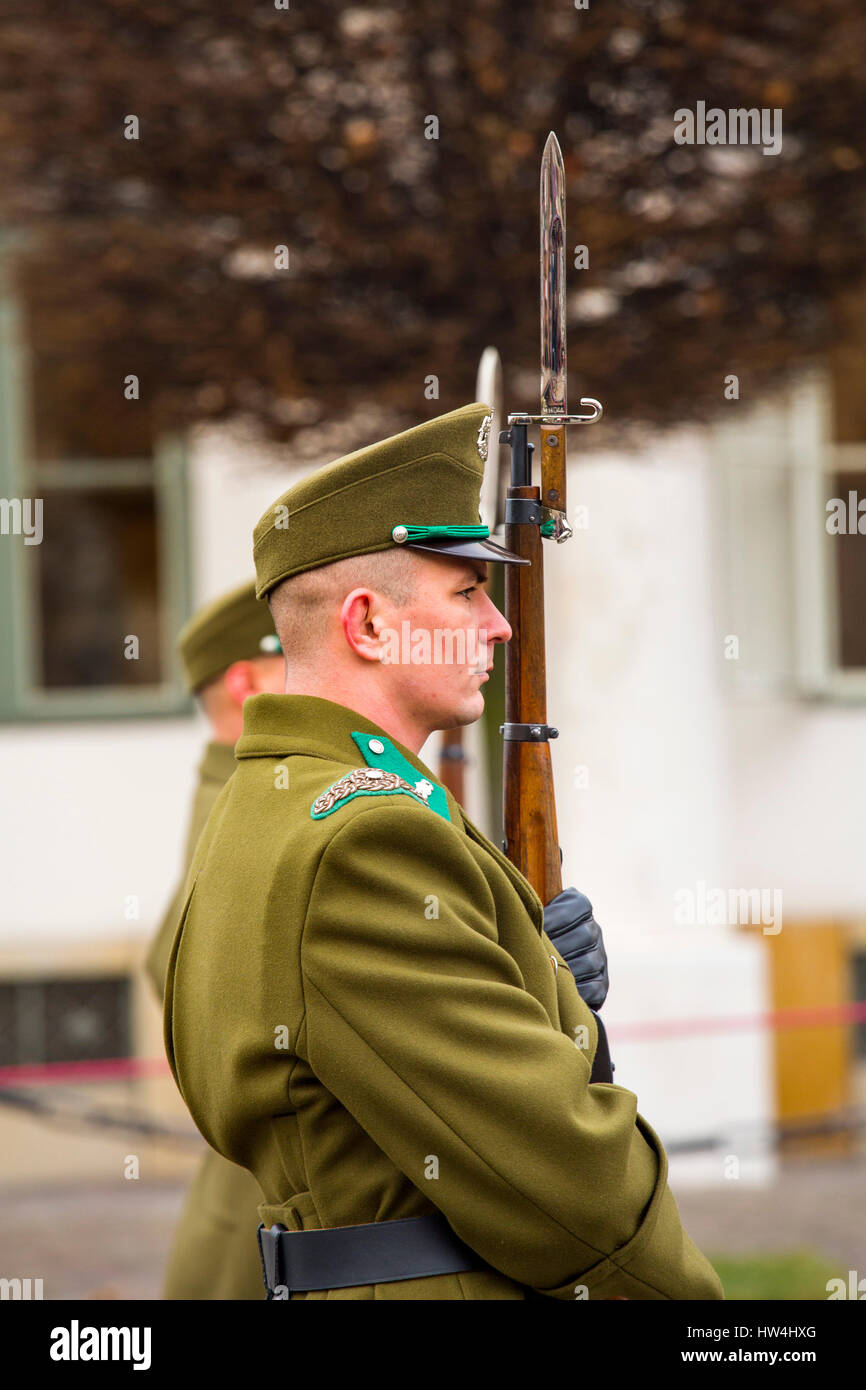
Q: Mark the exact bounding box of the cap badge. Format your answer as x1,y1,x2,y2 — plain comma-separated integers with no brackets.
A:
477,414,492,463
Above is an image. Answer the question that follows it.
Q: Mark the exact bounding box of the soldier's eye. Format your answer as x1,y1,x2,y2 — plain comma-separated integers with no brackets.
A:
458,586,476,600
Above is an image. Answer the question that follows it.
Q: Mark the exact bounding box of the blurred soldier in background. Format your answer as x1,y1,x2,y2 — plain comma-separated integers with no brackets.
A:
146,580,286,1299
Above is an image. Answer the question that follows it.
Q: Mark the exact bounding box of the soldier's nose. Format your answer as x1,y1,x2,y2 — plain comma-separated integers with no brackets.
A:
482,598,512,645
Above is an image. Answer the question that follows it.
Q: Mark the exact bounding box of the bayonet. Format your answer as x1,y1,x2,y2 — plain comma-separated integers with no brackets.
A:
507,132,602,542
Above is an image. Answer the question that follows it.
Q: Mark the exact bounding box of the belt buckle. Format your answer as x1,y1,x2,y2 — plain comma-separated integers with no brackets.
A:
257,1222,288,1299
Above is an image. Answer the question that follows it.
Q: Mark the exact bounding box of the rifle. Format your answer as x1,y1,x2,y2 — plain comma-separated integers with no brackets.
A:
498,133,612,1082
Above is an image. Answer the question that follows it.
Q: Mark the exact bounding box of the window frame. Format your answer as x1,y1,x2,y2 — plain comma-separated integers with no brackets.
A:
793,417,866,702
711,368,866,704
0,289,193,722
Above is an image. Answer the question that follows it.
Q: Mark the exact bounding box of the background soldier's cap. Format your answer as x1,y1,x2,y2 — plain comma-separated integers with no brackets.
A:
178,580,283,693
253,402,528,599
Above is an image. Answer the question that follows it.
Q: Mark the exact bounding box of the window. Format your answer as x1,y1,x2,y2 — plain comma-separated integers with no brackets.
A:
0,284,191,720
712,370,866,701
793,436,866,699
0,976,131,1067
827,463,866,673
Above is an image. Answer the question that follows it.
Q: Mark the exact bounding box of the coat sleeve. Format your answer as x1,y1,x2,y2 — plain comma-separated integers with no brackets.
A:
298,803,723,1301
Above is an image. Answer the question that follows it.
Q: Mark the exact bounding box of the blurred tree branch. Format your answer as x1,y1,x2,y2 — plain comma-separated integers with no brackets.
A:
0,0,863,444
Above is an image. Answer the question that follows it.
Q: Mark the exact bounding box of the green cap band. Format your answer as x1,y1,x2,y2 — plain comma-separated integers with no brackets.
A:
391,524,490,544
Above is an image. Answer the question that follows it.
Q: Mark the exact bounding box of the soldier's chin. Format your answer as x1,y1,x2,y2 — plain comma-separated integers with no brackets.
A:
436,690,484,730
459,688,486,723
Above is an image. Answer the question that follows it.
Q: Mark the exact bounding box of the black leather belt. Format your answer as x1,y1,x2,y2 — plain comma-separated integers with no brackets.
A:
589,1012,615,1084
257,1210,490,1297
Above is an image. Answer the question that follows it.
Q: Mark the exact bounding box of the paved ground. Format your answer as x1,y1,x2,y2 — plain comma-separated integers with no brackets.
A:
0,1180,188,1300
676,1155,866,1278
1,1154,863,1300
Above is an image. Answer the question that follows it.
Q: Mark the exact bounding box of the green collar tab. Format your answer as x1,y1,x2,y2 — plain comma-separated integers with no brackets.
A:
351,731,452,823
391,524,490,544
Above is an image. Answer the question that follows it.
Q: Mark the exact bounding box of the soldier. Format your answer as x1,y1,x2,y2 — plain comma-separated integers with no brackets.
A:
146,580,286,1299
165,404,724,1300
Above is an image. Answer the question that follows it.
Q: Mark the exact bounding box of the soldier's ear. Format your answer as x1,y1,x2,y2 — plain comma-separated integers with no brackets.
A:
340,588,386,664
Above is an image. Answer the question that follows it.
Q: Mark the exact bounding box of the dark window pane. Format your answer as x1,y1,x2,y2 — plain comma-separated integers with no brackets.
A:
0,977,130,1065
831,470,866,670
35,489,163,687
0,983,15,1067
43,978,130,1065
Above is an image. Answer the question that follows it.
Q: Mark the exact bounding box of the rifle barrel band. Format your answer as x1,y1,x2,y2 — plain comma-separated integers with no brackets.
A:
505,498,543,525
499,723,560,742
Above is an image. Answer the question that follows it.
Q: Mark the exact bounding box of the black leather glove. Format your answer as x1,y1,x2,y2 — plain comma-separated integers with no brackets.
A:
543,887,609,1013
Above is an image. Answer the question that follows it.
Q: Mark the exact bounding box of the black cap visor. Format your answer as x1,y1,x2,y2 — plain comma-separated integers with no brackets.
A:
404,536,529,566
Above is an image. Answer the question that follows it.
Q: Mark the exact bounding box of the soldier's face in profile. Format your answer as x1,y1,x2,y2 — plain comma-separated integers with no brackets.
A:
381,553,511,731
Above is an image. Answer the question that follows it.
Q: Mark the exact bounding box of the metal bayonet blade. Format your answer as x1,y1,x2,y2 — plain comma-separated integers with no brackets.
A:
476,346,505,533
539,132,570,540
540,131,567,416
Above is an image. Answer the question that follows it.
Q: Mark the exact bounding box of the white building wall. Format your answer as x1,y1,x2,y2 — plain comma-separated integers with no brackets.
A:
0,717,201,945
729,699,866,918
544,427,772,1185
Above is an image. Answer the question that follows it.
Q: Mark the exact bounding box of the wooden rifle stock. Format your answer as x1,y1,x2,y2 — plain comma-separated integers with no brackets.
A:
502,434,562,907
502,436,618,1101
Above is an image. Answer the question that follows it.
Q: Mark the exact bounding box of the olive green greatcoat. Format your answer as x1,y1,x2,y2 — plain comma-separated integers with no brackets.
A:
165,694,724,1301
147,741,265,1301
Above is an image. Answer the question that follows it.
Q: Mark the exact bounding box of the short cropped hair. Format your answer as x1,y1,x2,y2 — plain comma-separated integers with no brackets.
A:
267,548,418,665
